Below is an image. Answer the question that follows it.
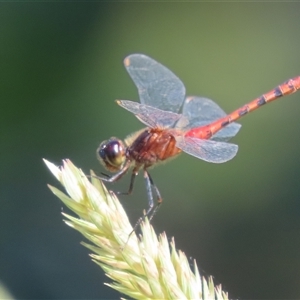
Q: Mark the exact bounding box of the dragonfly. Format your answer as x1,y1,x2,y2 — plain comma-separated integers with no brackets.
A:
97,53,300,226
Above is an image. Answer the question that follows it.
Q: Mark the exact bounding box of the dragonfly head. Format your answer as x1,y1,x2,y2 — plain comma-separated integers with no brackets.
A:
97,138,126,172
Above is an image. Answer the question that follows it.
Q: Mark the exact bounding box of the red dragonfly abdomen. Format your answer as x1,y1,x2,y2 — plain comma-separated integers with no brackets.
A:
186,76,300,140
127,128,182,167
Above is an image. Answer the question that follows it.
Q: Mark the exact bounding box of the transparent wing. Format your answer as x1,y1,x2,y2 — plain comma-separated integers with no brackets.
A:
124,54,186,113
175,135,238,163
117,100,181,128
175,96,241,141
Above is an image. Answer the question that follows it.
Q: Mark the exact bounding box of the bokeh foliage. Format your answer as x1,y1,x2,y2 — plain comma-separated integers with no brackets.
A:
1,3,300,299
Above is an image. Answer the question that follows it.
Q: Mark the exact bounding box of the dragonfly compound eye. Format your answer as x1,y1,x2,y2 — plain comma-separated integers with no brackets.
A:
97,138,126,172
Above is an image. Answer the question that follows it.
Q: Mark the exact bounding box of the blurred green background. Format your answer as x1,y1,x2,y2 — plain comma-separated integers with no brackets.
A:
1,2,300,299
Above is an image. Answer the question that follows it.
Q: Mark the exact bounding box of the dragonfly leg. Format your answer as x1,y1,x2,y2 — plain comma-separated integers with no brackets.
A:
130,170,163,234
117,170,138,195
146,171,162,221
97,160,131,183
143,170,155,216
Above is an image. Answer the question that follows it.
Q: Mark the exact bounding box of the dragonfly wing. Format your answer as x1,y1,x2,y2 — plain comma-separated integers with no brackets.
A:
176,96,241,141
175,136,238,163
117,100,181,128
124,54,186,113
211,123,241,142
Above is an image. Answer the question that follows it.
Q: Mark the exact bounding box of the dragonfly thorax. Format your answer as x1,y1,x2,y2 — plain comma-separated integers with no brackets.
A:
126,128,182,168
